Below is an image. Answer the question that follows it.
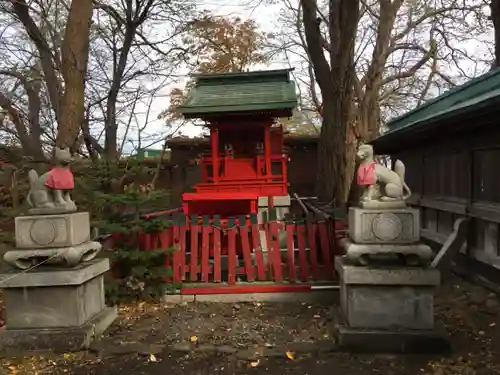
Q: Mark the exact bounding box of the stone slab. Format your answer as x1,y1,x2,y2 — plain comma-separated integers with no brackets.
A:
359,200,407,210
3,240,102,270
336,257,439,330
339,280,436,329
0,306,117,352
257,195,291,207
348,207,420,244
341,238,433,266
167,291,338,304
331,306,449,354
335,256,440,285
4,272,106,329
27,207,77,216
15,212,90,249
0,258,109,288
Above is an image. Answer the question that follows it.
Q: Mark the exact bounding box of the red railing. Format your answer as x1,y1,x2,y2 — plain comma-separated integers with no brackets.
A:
109,210,345,286
200,155,288,184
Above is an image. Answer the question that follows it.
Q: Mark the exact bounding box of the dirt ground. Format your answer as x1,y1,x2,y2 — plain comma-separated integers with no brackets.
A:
1,275,500,375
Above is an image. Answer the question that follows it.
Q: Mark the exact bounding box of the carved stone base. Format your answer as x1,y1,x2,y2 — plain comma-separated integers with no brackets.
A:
3,240,101,270
340,238,433,266
27,206,77,216
348,207,420,244
359,200,407,209
335,256,441,330
0,259,116,351
15,212,90,249
0,306,117,352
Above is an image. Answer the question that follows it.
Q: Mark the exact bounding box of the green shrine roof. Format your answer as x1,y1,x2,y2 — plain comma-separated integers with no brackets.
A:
372,68,500,152
178,69,298,118
386,68,500,131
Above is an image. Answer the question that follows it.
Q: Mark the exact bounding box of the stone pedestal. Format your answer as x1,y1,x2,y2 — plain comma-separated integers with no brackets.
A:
4,212,101,269
332,256,448,353
15,212,91,248
344,207,432,266
0,258,117,351
348,207,420,243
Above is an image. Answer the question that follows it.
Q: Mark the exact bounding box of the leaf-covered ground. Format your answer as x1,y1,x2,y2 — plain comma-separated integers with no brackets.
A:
2,275,500,375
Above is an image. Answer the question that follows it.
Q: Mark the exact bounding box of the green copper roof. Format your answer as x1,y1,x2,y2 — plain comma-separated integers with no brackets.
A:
386,68,500,131
178,69,298,118
372,68,500,153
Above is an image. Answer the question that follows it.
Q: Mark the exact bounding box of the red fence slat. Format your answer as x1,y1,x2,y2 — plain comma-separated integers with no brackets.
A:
190,216,200,281
269,220,283,282
178,222,187,281
285,222,296,282
149,232,159,250
264,223,273,277
296,222,308,282
227,220,237,284
239,215,255,281
201,217,211,282
213,216,222,282
250,216,266,281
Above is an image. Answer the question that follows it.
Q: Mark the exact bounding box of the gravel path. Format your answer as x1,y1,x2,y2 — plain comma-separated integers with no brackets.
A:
2,275,500,375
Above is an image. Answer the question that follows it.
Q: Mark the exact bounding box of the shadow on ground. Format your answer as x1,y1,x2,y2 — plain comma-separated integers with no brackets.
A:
1,275,500,375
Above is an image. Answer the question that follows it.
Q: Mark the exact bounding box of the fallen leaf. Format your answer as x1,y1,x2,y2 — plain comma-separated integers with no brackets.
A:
149,354,157,362
249,360,260,367
285,351,294,360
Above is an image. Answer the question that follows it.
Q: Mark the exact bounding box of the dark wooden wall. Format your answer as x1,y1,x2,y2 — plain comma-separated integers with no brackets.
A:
394,123,500,269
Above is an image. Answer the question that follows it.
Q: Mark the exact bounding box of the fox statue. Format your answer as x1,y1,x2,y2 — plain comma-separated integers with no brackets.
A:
356,144,411,202
26,147,77,212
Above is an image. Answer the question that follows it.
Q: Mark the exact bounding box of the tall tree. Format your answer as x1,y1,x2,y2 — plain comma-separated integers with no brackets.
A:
182,13,273,73
281,0,491,204
301,0,360,205
0,0,194,160
10,0,94,149
162,13,273,120
92,0,194,159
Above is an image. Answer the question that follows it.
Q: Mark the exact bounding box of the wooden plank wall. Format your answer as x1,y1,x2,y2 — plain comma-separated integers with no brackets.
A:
394,124,500,269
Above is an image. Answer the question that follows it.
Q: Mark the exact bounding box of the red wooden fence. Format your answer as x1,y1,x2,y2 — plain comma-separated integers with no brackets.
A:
121,210,344,287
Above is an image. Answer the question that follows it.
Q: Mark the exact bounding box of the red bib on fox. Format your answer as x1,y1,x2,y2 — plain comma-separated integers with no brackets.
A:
45,167,74,190
357,161,375,186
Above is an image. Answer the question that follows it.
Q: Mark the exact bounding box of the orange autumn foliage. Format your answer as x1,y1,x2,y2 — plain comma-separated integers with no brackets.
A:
161,14,273,121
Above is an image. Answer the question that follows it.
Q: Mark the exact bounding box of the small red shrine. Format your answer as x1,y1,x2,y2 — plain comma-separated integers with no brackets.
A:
178,69,298,218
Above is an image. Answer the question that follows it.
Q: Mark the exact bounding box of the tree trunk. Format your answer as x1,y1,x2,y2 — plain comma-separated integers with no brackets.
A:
105,27,136,160
56,0,94,149
11,0,63,126
301,0,360,205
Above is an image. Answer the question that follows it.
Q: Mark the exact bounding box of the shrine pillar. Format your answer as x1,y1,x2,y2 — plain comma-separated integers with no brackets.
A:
210,127,219,182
